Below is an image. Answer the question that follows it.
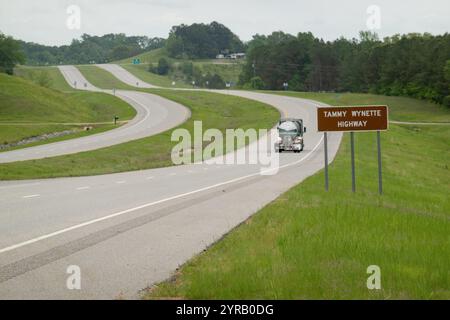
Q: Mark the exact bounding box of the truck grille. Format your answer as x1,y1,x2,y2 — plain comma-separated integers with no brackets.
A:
283,136,293,146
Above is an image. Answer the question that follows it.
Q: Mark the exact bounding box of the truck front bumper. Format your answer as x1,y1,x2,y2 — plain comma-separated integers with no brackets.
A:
275,143,303,151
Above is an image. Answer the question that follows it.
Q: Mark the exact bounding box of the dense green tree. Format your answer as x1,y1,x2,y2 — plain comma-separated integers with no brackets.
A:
205,73,226,89
0,32,25,74
157,58,170,75
240,31,450,106
166,22,244,59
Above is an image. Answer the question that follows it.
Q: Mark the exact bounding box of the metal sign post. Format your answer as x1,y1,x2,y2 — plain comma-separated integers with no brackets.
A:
377,131,383,195
324,132,329,191
350,132,356,193
317,106,389,194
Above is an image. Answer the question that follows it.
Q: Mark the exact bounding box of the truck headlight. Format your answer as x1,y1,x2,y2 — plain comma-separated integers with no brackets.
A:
277,137,282,144
294,137,303,144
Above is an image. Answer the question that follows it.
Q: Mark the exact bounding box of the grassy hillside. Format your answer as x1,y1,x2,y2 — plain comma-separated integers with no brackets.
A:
115,48,244,87
146,92,450,300
121,64,190,88
115,48,169,65
76,65,136,90
14,65,75,92
0,73,136,147
0,89,279,179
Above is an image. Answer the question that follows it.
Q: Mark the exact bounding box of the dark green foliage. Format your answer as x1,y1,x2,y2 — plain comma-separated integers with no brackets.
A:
243,76,266,90
181,62,194,77
166,21,244,59
157,58,170,75
19,33,165,65
203,73,226,89
241,31,450,105
0,32,25,74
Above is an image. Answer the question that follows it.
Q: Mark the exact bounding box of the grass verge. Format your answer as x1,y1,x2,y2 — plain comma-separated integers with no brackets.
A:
120,64,189,88
76,65,136,90
145,93,450,300
14,65,76,92
0,73,136,149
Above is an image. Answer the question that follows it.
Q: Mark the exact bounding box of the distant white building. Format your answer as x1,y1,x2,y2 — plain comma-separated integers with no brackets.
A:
216,54,225,59
229,53,246,60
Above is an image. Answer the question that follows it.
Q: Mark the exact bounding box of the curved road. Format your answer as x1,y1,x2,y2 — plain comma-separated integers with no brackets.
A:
0,66,342,299
96,64,157,88
0,66,189,164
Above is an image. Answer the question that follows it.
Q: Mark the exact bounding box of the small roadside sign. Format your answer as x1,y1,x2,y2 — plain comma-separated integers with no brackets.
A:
317,106,388,132
132,58,141,65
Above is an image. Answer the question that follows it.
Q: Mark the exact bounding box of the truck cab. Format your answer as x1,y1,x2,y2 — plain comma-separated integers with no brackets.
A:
274,119,306,153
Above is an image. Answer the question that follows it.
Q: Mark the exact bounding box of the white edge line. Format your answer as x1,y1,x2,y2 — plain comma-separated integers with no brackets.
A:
0,136,324,255
22,194,40,199
0,183,40,190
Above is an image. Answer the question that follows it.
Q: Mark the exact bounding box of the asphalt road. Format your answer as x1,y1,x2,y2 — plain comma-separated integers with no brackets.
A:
0,66,189,164
96,64,157,88
0,66,342,299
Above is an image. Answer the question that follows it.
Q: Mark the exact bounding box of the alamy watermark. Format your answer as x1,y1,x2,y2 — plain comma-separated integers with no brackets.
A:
366,5,381,31
66,5,81,30
66,265,81,290
171,121,280,175
367,265,381,290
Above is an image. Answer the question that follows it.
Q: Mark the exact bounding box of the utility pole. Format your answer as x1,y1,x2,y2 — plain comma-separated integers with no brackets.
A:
252,60,256,78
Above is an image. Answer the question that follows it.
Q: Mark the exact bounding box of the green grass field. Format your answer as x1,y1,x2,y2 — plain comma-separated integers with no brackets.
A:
0,73,136,148
115,48,170,65
14,65,76,92
76,65,136,90
146,92,450,300
115,48,244,88
120,64,190,88
195,62,243,84
0,89,279,180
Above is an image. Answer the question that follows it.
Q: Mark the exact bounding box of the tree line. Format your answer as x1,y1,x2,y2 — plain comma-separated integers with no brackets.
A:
240,31,450,106
18,33,165,65
1,26,449,106
0,32,25,74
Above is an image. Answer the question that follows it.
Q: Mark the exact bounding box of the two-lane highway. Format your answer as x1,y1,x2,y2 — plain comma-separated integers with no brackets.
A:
0,66,190,163
0,65,342,299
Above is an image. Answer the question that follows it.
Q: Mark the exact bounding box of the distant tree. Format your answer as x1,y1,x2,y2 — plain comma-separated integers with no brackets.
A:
166,22,244,59
110,45,132,61
244,76,265,90
445,60,450,82
18,33,165,66
181,62,194,77
157,58,170,75
0,32,25,74
205,73,225,89
444,60,450,106
240,31,450,105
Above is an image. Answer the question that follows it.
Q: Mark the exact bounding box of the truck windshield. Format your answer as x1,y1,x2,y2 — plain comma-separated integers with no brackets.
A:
278,121,299,134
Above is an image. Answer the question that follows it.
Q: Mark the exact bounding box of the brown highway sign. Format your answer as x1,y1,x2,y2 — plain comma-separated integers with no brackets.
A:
317,106,389,132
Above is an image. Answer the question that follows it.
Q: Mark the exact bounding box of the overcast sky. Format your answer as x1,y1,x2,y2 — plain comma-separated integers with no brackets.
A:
0,0,449,45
